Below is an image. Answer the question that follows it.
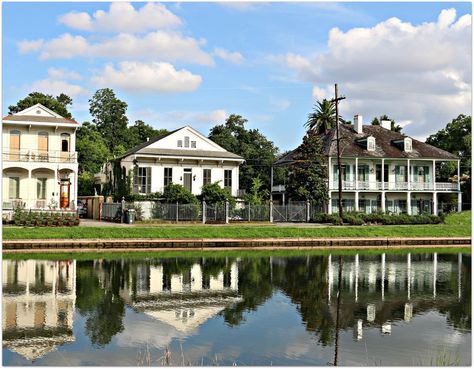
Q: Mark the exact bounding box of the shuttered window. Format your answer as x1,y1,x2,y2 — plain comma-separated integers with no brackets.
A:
9,177,19,199
203,169,211,185
224,170,232,189
164,168,173,187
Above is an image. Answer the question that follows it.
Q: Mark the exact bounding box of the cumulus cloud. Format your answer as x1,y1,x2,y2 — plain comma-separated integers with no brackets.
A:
91,61,202,93
58,2,182,33
218,2,260,11
214,48,245,64
47,67,82,80
21,31,214,66
194,109,229,123
30,79,88,97
272,8,471,138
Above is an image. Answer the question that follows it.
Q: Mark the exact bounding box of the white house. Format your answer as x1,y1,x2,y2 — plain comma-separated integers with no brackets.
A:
99,126,244,197
2,104,79,210
273,116,461,215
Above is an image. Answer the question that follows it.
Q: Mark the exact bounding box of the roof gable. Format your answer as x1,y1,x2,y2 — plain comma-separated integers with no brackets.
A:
15,103,63,118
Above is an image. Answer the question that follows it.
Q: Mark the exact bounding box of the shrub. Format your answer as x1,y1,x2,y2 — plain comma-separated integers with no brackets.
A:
10,209,80,227
312,211,443,226
125,192,162,201
200,182,236,208
162,184,198,205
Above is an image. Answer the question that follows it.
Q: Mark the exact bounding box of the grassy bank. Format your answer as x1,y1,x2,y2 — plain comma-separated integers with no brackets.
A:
3,211,471,240
3,247,470,261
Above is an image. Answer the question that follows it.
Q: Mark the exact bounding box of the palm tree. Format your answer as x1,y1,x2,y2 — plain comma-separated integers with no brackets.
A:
305,99,337,134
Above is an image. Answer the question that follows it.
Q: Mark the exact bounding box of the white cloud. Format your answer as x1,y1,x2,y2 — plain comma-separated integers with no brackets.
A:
272,8,471,138
58,2,182,33
214,48,245,64
91,61,202,93
194,109,228,123
21,31,214,66
30,79,88,97
218,2,260,11
47,67,82,80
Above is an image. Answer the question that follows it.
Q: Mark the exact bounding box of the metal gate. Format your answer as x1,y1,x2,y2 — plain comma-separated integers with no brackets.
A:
272,202,307,222
205,203,226,223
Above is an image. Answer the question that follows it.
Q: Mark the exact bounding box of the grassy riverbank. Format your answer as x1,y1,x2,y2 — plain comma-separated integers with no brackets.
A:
3,211,471,240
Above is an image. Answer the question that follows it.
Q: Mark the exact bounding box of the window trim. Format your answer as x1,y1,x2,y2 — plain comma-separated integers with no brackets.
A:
134,167,151,193
9,177,20,199
203,169,211,186
224,169,232,189
60,133,70,152
164,167,173,187
37,178,47,199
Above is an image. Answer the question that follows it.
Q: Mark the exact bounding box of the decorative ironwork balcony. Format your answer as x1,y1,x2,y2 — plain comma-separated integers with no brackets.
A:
3,150,77,163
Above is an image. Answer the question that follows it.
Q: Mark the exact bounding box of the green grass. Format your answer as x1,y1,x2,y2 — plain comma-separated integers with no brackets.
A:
3,247,470,261
3,211,471,240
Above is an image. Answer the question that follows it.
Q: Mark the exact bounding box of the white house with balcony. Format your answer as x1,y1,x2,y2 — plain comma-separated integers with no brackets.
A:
2,104,78,210
273,116,461,215
97,125,244,197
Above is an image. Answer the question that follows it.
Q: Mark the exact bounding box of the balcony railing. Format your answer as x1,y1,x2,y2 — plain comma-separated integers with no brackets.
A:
331,181,459,192
271,185,286,192
3,150,77,163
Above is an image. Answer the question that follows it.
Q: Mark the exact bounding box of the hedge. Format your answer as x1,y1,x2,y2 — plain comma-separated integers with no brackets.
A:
8,209,80,227
311,212,444,226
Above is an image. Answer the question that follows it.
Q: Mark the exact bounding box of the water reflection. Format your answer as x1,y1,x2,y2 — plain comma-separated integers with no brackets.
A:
2,252,471,365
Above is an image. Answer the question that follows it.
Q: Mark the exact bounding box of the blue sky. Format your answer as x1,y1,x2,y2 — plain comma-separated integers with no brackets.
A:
3,2,472,152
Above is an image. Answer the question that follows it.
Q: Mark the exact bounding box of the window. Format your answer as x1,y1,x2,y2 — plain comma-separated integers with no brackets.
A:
61,133,70,152
134,167,151,193
10,130,20,160
224,170,232,189
203,169,211,185
9,177,19,199
404,138,412,152
184,136,190,148
367,137,375,151
164,167,173,187
37,178,47,199
191,141,196,148
177,140,183,147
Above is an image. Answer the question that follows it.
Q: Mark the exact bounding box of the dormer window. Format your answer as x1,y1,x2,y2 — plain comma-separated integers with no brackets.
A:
367,136,376,151
404,138,412,152
177,140,183,148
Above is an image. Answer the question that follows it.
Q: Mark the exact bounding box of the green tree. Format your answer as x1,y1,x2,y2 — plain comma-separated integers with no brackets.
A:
200,182,235,207
8,92,73,119
208,114,279,193
305,99,343,134
371,114,402,132
243,177,269,205
426,114,471,208
162,183,198,204
89,88,129,152
76,122,110,174
285,131,328,204
128,120,169,148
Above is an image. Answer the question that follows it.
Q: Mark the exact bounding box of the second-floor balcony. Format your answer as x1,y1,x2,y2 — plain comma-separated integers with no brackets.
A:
3,149,77,164
331,181,459,192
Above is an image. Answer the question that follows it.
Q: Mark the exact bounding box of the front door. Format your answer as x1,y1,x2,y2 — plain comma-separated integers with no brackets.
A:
60,180,70,208
183,169,192,192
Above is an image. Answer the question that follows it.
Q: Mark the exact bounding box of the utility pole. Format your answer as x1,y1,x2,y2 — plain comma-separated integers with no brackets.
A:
331,84,346,219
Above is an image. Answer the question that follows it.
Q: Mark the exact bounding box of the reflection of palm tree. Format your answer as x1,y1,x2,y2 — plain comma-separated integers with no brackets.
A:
305,99,337,134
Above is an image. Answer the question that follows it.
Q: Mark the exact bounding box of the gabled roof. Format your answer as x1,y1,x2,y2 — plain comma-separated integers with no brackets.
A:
120,125,244,161
3,103,78,125
274,124,458,166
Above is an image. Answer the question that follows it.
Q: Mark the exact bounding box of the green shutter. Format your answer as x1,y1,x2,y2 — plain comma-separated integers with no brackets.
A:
344,165,350,180
395,166,400,182
424,166,429,183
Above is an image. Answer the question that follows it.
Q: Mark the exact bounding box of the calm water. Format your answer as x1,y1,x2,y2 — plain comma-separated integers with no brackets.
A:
2,251,471,366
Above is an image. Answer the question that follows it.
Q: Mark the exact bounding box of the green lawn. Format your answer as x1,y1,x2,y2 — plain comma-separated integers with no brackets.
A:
3,211,471,240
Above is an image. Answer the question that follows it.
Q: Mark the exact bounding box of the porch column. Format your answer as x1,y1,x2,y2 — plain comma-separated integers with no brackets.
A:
328,192,332,214
407,159,411,190
433,192,438,215
27,169,32,209
432,159,436,191
355,157,359,190
458,192,462,212
457,160,461,191
407,192,412,215
355,191,359,212
381,191,386,213
381,158,385,189
328,156,332,190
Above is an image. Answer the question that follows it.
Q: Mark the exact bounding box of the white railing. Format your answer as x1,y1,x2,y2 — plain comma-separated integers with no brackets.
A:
36,200,47,208
3,150,77,163
410,182,433,191
271,185,286,192
435,182,459,191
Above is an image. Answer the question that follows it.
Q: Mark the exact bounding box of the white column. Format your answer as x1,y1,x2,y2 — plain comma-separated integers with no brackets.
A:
381,253,385,301
355,157,359,190
73,171,78,209
407,159,410,191
381,159,385,188
28,169,32,209
381,192,386,213
355,191,359,212
458,192,462,212
328,156,332,190
407,192,412,215
433,252,437,299
433,192,438,215
457,160,461,191
432,159,436,191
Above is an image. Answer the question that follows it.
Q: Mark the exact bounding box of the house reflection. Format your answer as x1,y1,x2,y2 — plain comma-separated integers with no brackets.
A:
2,260,76,361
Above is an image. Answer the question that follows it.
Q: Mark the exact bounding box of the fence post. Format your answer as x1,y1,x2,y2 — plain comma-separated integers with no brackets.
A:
225,200,229,224
121,197,125,223
270,200,274,223
202,200,206,224
306,199,311,222
176,201,179,223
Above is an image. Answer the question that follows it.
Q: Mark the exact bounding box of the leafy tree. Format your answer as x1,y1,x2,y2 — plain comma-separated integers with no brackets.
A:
89,88,129,152
76,122,109,174
243,177,269,205
305,99,339,133
8,92,73,119
209,114,279,193
162,183,198,204
200,182,235,207
426,114,471,208
371,114,402,132
78,171,97,196
128,120,169,148
285,131,328,204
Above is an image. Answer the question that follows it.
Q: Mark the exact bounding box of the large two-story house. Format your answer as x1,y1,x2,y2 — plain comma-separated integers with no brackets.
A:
98,126,244,197
273,116,461,215
2,104,79,210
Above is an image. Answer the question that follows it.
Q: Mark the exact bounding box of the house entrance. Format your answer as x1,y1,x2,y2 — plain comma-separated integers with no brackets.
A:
183,169,192,192
60,179,70,208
